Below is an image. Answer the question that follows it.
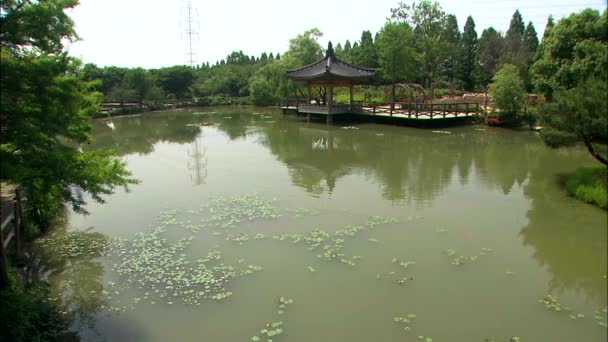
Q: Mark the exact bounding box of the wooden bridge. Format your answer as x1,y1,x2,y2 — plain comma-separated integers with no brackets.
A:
279,98,480,124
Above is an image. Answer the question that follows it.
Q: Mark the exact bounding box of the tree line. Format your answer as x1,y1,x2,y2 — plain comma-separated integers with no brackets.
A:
83,2,546,107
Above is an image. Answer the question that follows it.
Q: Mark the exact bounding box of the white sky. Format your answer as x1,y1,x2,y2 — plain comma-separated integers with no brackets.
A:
66,0,607,69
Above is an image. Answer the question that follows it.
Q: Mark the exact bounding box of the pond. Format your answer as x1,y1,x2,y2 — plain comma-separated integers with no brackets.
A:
36,107,607,341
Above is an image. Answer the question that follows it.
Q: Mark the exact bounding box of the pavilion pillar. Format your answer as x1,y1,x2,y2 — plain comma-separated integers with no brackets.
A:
327,85,333,124
307,83,312,104
349,84,354,108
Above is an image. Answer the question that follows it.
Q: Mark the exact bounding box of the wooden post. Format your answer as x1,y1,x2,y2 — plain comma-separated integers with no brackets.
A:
0,216,10,290
465,102,469,116
0,237,9,290
349,84,354,109
430,103,434,119
13,199,21,257
307,84,312,105
373,103,376,115
443,103,447,118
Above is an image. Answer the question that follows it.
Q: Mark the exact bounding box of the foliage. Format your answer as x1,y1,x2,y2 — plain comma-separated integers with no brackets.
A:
531,9,607,100
441,14,460,82
0,284,70,342
377,22,418,94
353,30,379,67
390,0,447,87
539,77,608,165
565,167,608,209
459,16,478,91
477,27,504,88
0,0,137,228
157,65,196,98
488,64,525,118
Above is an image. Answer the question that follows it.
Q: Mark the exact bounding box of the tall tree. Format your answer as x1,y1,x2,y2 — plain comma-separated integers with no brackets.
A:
505,10,525,56
390,0,447,87
377,22,419,103
459,16,478,91
477,27,504,88
531,8,607,100
282,28,323,67
524,22,539,56
441,14,460,82
354,30,379,67
0,0,136,236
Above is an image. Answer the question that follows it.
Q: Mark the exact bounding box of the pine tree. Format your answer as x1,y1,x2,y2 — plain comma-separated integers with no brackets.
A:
459,16,478,91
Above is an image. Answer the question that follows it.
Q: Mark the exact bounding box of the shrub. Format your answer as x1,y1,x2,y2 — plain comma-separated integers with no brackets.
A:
565,167,608,209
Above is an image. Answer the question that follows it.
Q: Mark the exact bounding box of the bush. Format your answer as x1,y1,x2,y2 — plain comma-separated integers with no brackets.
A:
0,284,70,341
540,127,578,147
565,167,608,209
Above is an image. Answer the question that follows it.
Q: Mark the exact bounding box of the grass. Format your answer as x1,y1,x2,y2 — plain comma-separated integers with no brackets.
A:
565,167,608,209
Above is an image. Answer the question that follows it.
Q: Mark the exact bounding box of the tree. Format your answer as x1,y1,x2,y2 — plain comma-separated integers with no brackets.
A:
390,0,446,87
354,30,379,67
459,16,478,90
157,65,196,98
524,22,539,56
488,64,525,118
477,27,504,88
377,22,418,103
0,0,136,235
282,28,323,67
505,10,525,57
124,68,153,107
540,77,607,165
441,14,460,82
531,9,607,101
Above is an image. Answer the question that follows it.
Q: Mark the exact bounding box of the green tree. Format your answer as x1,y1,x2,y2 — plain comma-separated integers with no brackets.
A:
531,9,607,100
505,10,525,57
488,64,525,118
0,0,136,233
540,77,607,165
524,22,539,56
157,65,196,98
441,14,460,82
377,22,418,103
354,30,379,67
477,27,504,88
390,0,446,87
459,16,478,91
124,68,153,107
282,28,323,67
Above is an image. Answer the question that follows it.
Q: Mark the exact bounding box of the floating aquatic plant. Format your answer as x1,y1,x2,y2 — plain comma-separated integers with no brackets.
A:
250,297,294,341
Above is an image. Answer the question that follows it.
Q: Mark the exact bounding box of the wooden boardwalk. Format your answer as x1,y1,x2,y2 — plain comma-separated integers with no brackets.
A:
280,99,480,124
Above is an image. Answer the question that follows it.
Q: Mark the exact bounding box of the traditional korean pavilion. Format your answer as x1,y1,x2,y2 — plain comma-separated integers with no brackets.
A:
285,42,377,121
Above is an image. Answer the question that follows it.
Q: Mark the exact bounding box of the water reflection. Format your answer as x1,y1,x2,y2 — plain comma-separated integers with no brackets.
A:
85,107,606,307
25,216,109,340
520,148,607,306
88,112,201,155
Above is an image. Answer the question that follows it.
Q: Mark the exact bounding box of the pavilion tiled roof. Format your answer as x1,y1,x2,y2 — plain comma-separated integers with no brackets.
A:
285,43,377,80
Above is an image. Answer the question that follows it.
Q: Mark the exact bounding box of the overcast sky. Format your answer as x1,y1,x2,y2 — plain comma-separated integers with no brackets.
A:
65,0,607,69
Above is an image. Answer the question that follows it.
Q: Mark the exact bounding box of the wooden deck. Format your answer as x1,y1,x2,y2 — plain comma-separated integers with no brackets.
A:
280,100,480,124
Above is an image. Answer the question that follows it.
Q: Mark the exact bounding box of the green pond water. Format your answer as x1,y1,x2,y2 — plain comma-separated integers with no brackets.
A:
36,107,607,342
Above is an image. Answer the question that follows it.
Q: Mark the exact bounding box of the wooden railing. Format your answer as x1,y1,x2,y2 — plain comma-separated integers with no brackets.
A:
363,102,479,118
1,188,25,288
298,103,363,114
278,97,309,109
